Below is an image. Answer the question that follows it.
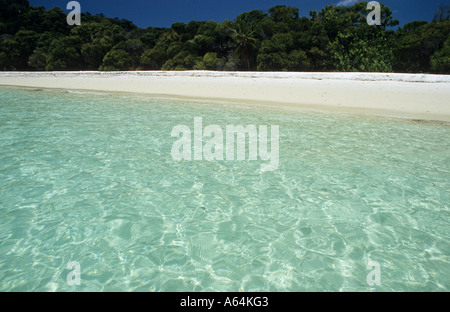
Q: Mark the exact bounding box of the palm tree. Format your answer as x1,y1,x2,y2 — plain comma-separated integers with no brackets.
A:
230,19,259,70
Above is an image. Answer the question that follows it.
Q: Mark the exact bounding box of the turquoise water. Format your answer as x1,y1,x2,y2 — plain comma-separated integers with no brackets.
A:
0,86,449,292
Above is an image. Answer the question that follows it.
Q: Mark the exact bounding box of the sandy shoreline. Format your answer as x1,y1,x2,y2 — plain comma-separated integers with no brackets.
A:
1,71,450,121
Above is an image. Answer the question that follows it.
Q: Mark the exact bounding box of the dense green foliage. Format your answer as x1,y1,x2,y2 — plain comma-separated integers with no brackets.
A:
1,0,449,73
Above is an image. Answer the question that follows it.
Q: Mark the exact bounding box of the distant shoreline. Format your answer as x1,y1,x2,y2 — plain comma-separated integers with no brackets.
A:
1,71,450,122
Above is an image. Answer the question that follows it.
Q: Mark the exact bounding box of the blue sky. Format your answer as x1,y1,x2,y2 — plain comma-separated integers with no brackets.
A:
29,0,448,28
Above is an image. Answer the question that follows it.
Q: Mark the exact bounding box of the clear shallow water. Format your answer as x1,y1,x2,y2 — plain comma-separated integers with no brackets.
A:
0,86,449,292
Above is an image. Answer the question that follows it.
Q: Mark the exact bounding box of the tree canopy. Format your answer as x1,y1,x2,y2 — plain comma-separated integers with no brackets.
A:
1,0,449,73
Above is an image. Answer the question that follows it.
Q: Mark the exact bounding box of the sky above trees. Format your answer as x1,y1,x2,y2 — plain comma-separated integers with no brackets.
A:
29,0,447,28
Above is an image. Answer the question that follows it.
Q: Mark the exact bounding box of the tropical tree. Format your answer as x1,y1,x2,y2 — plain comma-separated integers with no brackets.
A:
431,36,450,72
194,52,223,70
45,36,83,70
14,29,39,69
257,33,293,71
101,49,133,71
140,30,178,70
230,18,259,70
0,36,18,70
395,20,450,72
81,38,112,70
193,21,218,56
331,26,395,72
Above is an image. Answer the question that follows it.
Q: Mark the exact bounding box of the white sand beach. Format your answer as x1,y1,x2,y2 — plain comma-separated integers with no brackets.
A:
1,71,449,121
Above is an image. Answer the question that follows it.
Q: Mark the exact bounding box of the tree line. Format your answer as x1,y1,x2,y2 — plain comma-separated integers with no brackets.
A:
1,0,449,73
